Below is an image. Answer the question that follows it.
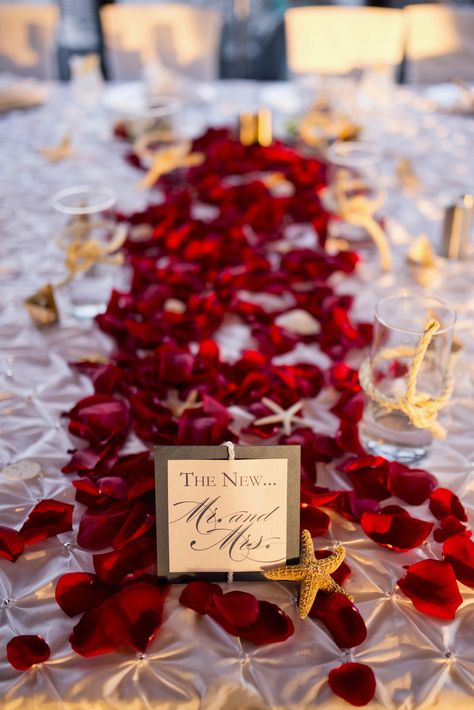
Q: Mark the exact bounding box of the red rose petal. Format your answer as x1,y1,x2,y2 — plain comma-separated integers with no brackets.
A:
211,591,259,628
55,572,116,617
300,505,331,537
179,581,223,615
338,455,390,501
240,601,294,645
309,592,367,648
77,501,130,550
107,581,170,651
112,502,155,550
93,536,156,584
6,635,50,670
0,526,25,562
328,662,376,706
429,488,467,522
69,605,122,657
388,462,437,505
443,534,474,588
360,511,433,552
19,499,74,546
433,515,470,543
397,559,463,619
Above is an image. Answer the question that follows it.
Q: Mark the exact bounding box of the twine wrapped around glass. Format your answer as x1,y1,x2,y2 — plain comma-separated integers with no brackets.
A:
51,185,123,319
359,293,456,463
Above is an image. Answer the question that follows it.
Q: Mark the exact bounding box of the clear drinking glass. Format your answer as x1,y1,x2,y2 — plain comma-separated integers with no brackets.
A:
326,140,383,246
359,293,456,463
51,185,118,319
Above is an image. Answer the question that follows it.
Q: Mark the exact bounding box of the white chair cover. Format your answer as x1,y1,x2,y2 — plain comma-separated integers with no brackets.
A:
0,4,58,79
100,3,222,82
285,7,405,75
405,4,474,84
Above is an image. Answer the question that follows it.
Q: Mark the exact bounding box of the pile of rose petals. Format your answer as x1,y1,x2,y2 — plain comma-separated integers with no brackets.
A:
2,128,472,708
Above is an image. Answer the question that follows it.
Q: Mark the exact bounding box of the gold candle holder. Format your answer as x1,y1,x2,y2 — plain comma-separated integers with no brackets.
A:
239,109,272,147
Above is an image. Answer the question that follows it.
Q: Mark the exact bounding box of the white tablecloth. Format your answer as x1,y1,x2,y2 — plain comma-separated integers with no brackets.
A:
0,81,473,710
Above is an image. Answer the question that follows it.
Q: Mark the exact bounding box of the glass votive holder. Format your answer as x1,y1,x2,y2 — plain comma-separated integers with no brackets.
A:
51,185,119,319
359,293,456,463
325,140,383,246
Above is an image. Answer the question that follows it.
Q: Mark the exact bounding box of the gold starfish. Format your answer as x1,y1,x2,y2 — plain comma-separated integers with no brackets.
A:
264,529,352,620
252,397,307,436
166,389,202,418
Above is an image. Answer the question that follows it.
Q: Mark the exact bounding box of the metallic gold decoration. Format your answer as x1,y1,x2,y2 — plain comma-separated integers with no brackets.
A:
166,389,202,418
264,529,351,620
137,141,204,190
397,157,420,192
406,235,439,286
239,109,273,147
299,109,360,153
253,398,307,436
39,134,73,163
24,284,59,328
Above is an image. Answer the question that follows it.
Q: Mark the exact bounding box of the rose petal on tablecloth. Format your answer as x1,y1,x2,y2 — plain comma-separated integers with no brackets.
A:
338,455,391,501
360,510,433,552
397,559,463,619
0,526,25,562
211,591,260,629
429,488,467,522
434,515,471,543
388,462,437,505
65,394,130,447
55,572,116,617
93,536,156,584
300,505,331,537
309,592,367,649
179,581,224,615
7,635,50,671
69,605,122,657
107,581,170,651
443,534,474,588
239,601,294,645
77,501,131,550
328,662,376,706
19,499,74,546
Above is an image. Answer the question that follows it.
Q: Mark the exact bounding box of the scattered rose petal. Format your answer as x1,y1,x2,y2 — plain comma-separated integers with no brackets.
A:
55,572,116,617
93,536,156,584
179,581,224,615
443,534,474,588
361,510,433,552
429,488,467,522
19,499,74,545
7,635,50,670
0,526,25,562
397,559,463,619
328,662,376,706
309,592,367,648
388,462,437,505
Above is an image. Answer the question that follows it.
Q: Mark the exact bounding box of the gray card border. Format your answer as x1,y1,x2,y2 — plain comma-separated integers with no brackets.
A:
154,444,300,582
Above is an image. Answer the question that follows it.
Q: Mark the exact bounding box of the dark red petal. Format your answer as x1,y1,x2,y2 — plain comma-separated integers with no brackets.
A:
107,581,170,651
433,515,470,543
55,572,116,617
212,591,259,628
300,505,331,537
0,526,25,562
335,421,366,455
360,511,433,552
338,455,390,501
240,601,294,645
397,559,463,619
328,662,376,706
443,534,474,588
19,499,74,545
6,635,50,670
309,592,367,648
93,537,156,584
179,581,223,615
69,605,122,657
112,502,155,550
429,488,467,522
77,501,130,550
388,463,437,505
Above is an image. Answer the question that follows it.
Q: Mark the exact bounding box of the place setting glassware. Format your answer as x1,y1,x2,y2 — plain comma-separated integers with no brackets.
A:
359,292,456,464
51,185,123,320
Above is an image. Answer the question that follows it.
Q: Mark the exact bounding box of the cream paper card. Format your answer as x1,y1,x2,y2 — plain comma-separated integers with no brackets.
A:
155,445,300,580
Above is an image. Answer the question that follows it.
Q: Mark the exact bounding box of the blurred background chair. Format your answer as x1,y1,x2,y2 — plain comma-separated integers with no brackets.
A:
0,4,58,79
405,3,474,84
100,3,222,81
285,6,406,76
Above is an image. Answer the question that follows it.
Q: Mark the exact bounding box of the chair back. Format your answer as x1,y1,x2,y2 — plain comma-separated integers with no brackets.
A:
100,3,222,82
285,7,405,75
0,4,58,79
405,3,474,84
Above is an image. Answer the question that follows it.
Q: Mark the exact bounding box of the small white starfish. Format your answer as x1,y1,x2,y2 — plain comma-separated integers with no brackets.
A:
166,389,202,418
252,397,307,436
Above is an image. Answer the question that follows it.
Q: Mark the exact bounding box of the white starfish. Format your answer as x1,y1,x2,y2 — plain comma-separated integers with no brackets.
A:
252,397,307,436
166,389,202,418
